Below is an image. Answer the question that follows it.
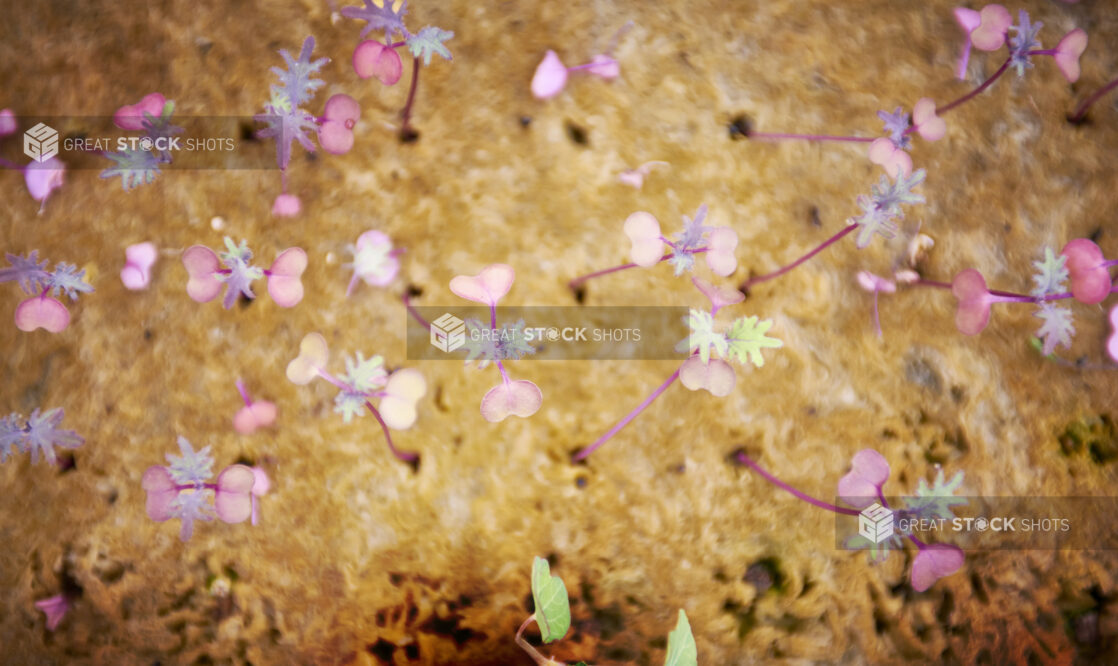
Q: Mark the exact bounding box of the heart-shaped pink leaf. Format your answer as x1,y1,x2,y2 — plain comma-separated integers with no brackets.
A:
121,241,157,290
113,93,167,131
1107,305,1118,364
353,40,403,85
141,466,178,522
623,211,664,267
531,50,569,99
705,227,738,276
912,98,946,142
952,268,992,336
679,356,736,397
286,332,329,385
972,4,1011,51
24,156,65,203
480,380,542,422
271,193,302,217
837,449,890,508
450,264,515,306
267,247,307,307
318,120,355,155
1061,239,1111,305
911,544,965,592
380,368,427,430
868,138,913,180
214,464,255,524
1054,29,1088,83
182,245,222,303
233,400,277,435
692,277,744,313
323,93,360,127
15,294,70,332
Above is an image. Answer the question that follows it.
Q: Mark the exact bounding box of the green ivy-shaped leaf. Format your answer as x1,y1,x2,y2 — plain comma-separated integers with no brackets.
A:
531,556,570,643
664,609,697,666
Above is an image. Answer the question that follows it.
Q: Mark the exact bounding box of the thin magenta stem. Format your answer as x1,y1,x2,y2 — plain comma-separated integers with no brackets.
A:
735,452,860,516
235,379,252,407
403,293,431,330
1071,77,1118,122
568,58,615,72
366,401,419,463
400,56,420,135
568,248,709,290
748,132,874,143
740,225,856,290
938,57,1011,115
573,367,681,461
315,368,352,392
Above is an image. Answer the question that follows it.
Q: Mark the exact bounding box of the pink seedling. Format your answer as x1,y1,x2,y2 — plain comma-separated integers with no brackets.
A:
0,251,93,333
574,277,780,460
954,4,1012,79
570,205,739,294
24,156,66,210
530,49,620,100
1061,239,1112,305
142,437,263,541
232,379,277,435
0,108,15,136
181,237,306,310
342,1,454,140
120,242,157,290
272,193,302,217
446,264,543,422
345,230,401,296
618,161,669,189
286,332,426,463
255,38,359,211
738,449,966,592
112,93,168,131
1069,76,1118,123
34,594,72,631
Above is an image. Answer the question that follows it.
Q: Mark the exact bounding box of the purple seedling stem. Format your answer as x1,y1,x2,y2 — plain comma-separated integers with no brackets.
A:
572,367,682,462
1070,76,1118,123
739,226,856,291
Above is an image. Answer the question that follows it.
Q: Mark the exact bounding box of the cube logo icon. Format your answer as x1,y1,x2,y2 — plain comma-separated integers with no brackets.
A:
859,502,894,544
24,123,59,163
430,313,465,352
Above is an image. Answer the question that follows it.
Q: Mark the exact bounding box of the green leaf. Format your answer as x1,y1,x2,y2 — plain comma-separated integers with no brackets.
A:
724,315,782,367
531,556,570,643
664,609,697,666
677,309,726,364
406,26,454,66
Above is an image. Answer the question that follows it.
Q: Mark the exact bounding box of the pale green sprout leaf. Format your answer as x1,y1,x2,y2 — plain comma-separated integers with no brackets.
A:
677,309,726,364
664,609,697,666
725,315,782,367
406,26,454,66
530,556,571,644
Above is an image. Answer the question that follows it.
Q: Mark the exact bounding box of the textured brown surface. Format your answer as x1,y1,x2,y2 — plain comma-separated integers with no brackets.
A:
2,0,1118,664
